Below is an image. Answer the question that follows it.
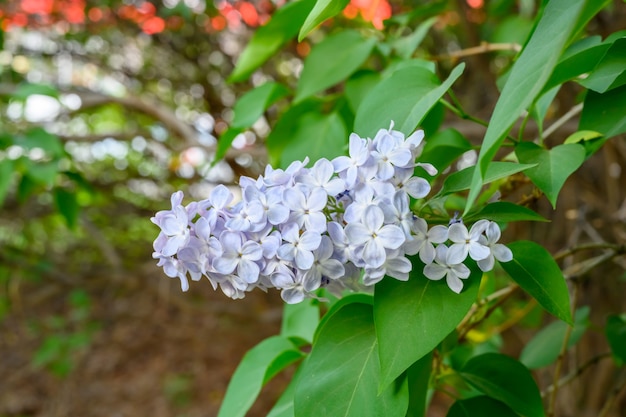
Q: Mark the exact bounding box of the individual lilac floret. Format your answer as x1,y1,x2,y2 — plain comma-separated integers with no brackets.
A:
477,221,513,271
423,244,471,294
446,219,490,264
301,236,345,292
277,223,322,270
213,232,263,284
404,218,448,264
332,133,372,188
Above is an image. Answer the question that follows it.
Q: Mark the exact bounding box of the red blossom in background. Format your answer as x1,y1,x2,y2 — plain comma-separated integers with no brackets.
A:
344,0,392,30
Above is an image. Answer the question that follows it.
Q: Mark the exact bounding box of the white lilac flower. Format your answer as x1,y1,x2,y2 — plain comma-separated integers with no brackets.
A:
213,232,263,284
270,266,305,304
423,244,471,293
283,185,328,234
296,158,345,197
447,219,490,264
380,190,414,239
156,256,189,292
332,133,372,188
151,204,191,257
404,218,448,264
277,223,322,270
245,186,289,226
327,221,350,263
363,250,412,285
343,184,377,224
344,205,406,268
301,236,345,292
477,221,513,271
370,128,413,180
392,168,431,200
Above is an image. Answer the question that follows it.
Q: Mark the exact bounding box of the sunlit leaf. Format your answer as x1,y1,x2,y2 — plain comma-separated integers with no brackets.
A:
501,241,572,324
298,0,350,41
465,0,586,214
515,142,586,208
459,353,545,417
218,336,303,417
374,259,481,391
229,0,315,82
520,306,590,369
294,302,409,417
295,30,376,102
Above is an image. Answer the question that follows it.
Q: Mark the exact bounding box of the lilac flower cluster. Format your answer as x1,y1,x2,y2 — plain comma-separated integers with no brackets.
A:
151,124,512,303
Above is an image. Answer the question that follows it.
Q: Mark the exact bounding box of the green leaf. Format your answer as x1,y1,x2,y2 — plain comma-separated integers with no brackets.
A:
232,82,290,129
345,70,380,113
374,259,481,391
295,30,376,102
25,160,59,188
17,128,65,159
298,0,350,41
313,293,373,344
218,336,303,417
465,0,586,214
579,84,626,140
447,396,518,417
228,0,315,82
12,82,59,100
579,37,626,93
501,240,572,324
213,128,243,166
459,353,545,417
419,128,472,173
280,299,319,344
0,159,14,207
406,352,432,417
294,302,409,417
563,130,603,144
54,188,79,229
465,202,548,223
531,85,560,135
354,63,464,138
438,162,536,197
606,314,626,365
520,306,590,369
267,365,302,417
392,17,438,59
382,59,436,78
515,142,586,208
279,112,347,169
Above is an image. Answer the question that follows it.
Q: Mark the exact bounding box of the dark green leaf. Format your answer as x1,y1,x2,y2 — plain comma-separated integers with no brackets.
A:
465,0,586,214
392,17,438,59
345,70,380,113
280,299,319,344
579,84,626,140
266,365,302,417
501,240,572,324
218,336,303,417
295,30,376,102
606,314,626,365
466,201,548,223
447,395,518,417
298,0,350,41
515,142,586,208
419,128,472,173
0,159,14,207
520,306,590,369
406,352,432,417
228,0,315,82
459,353,545,417
438,162,536,197
374,259,481,390
295,302,409,417
54,188,79,229
579,37,626,93
355,64,464,138
12,83,59,100
278,112,347,169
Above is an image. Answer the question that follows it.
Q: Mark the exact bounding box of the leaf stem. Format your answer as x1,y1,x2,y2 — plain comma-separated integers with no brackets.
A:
433,41,522,60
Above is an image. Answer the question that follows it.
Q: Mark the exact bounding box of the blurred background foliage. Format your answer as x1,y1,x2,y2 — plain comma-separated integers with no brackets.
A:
0,0,625,416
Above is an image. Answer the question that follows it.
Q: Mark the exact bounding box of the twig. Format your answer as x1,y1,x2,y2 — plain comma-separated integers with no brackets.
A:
554,242,625,261
537,103,584,143
548,284,579,417
434,41,522,60
541,352,612,397
457,284,519,341
598,371,626,417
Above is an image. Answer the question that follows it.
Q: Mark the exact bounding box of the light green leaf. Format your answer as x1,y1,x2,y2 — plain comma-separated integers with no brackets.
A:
355,63,464,138
298,0,350,41
374,259,481,391
0,159,14,207
515,142,586,208
579,84,626,140
54,188,79,229
295,302,409,417
579,37,626,93
465,201,548,223
438,162,536,197
232,82,290,129
606,314,626,365
381,59,436,78
228,0,315,82
447,396,518,417
25,160,58,188
564,130,603,144
392,17,438,59
520,306,590,369
17,128,65,159
465,0,586,214
280,299,319,344
12,83,59,99
218,336,303,417
531,85,560,135
459,353,545,417
501,240,572,324
295,30,376,102
279,112,347,169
